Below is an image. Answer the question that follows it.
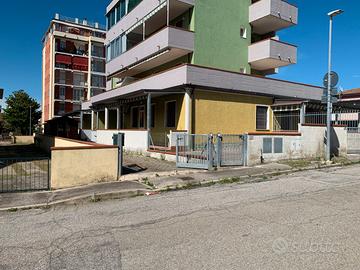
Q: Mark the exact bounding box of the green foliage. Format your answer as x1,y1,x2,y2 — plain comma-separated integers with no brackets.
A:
3,90,41,135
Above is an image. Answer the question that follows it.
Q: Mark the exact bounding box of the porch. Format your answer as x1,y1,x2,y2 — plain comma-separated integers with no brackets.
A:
80,89,192,153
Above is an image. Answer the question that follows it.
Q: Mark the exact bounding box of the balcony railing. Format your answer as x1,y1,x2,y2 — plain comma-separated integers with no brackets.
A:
248,38,297,71
250,0,298,34
107,26,194,77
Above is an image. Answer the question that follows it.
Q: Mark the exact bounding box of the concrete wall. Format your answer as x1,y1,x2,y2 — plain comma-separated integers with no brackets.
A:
51,147,118,189
246,125,347,165
14,136,34,145
35,134,87,154
36,134,119,189
82,129,149,152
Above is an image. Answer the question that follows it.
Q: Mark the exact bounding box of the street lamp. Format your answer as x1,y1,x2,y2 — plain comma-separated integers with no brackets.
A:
326,9,344,162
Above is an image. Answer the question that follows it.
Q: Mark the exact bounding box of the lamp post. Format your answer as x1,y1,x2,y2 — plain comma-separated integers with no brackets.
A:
29,106,32,136
326,9,343,161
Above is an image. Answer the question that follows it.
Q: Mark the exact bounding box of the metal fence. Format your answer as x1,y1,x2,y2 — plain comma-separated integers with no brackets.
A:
274,110,360,131
273,112,300,131
0,157,50,193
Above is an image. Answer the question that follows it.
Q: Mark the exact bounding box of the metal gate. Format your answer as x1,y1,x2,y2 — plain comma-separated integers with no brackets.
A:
176,134,213,169
176,134,246,169
347,128,360,154
216,134,247,166
0,157,50,193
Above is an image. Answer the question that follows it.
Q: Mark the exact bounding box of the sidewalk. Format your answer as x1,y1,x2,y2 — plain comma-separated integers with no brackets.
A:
0,160,355,211
0,181,151,211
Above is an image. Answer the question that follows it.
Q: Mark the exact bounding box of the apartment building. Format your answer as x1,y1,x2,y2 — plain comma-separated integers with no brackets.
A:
42,14,107,123
81,0,322,152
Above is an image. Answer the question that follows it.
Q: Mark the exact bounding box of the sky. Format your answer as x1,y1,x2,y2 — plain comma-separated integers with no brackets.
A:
0,0,358,105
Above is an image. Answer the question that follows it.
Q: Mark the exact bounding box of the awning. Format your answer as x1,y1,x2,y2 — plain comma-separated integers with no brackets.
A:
72,57,88,66
55,54,72,64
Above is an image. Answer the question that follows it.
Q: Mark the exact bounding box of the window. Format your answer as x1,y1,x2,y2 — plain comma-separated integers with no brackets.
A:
91,75,106,88
92,44,105,58
256,106,269,130
91,58,105,73
165,101,176,128
59,86,65,100
73,88,83,101
59,102,65,114
131,106,145,128
73,72,85,86
240,27,247,39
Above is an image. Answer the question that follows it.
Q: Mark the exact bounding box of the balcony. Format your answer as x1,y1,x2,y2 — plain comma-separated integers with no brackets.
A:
106,0,195,44
107,26,194,77
248,38,297,71
249,0,298,34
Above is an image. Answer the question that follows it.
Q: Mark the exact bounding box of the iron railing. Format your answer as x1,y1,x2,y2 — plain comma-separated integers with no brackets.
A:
0,157,50,193
274,110,360,131
273,112,300,131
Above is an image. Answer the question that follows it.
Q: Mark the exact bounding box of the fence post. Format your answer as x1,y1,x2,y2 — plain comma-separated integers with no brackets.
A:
207,134,214,170
47,158,51,190
243,134,248,166
216,134,222,168
117,133,124,180
176,134,180,166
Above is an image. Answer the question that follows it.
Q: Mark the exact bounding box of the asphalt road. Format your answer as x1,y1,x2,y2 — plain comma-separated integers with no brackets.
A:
2,165,360,269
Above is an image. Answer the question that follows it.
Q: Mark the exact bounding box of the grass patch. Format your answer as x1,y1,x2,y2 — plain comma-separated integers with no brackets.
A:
279,159,313,168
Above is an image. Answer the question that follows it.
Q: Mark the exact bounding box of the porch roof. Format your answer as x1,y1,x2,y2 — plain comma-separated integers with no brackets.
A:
82,64,323,109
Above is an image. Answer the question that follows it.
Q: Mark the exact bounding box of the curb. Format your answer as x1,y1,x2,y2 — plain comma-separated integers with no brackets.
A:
0,189,149,212
1,161,355,212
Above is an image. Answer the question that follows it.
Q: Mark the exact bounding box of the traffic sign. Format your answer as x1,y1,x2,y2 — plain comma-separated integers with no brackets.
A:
323,71,339,88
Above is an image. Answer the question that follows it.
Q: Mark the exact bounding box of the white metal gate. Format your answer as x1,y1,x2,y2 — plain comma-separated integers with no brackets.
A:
176,134,246,169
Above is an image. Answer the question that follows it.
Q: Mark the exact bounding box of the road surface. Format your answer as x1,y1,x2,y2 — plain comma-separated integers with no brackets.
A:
1,165,360,269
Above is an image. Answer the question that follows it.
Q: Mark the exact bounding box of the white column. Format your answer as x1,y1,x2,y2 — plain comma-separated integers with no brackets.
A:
79,111,84,130
184,88,192,133
105,107,109,130
91,110,95,130
87,37,92,100
116,107,121,130
96,111,99,130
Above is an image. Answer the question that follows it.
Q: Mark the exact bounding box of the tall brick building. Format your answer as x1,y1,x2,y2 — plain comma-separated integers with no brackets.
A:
41,14,106,123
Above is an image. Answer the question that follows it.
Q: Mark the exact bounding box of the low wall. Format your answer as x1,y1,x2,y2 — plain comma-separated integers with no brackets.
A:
246,125,347,165
14,136,34,145
51,146,118,189
35,134,87,154
35,134,119,189
81,129,149,152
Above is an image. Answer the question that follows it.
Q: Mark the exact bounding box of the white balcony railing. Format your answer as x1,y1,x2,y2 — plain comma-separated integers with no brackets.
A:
106,27,194,77
250,0,298,34
249,38,297,71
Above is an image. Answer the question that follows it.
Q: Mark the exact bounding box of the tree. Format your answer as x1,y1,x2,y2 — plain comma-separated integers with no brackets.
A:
3,90,41,135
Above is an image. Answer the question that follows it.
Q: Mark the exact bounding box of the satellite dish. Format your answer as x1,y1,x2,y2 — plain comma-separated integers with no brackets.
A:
323,71,339,88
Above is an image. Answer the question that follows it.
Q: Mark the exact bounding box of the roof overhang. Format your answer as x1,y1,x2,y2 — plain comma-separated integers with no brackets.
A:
83,64,323,108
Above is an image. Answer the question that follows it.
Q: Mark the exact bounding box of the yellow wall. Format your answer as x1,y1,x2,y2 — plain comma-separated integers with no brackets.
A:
193,90,274,134
51,147,118,189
